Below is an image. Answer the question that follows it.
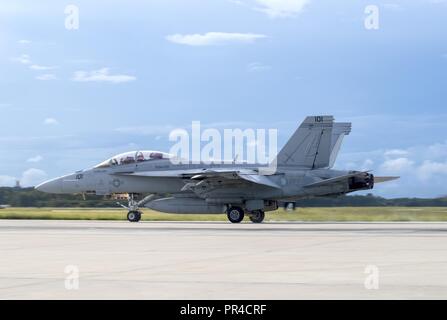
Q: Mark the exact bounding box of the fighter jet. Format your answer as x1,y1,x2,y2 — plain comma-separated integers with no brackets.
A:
35,116,398,223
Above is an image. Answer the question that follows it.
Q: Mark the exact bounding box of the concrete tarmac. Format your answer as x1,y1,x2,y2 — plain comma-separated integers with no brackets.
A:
1,220,447,299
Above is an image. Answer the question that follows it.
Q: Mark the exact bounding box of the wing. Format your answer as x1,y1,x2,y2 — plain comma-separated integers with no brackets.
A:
236,174,281,189
115,168,281,189
114,168,216,178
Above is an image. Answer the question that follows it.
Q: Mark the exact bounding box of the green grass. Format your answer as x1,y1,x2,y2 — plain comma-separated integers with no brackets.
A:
0,207,447,221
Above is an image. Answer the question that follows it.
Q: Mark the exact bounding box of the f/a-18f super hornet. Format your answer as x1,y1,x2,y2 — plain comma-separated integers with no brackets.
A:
36,116,398,223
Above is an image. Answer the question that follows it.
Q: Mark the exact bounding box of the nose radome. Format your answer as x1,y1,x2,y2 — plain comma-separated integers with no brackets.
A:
35,177,63,194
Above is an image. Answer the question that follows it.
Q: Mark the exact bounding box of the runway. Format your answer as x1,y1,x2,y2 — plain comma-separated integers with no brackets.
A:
1,220,447,299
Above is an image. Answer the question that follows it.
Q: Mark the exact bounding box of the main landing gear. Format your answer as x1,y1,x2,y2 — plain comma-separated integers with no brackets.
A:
249,210,265,223
226,206,265,224
227,206,245,223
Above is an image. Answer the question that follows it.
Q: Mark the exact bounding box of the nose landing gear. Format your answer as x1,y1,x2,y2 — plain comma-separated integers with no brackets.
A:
117,194,158,223
127,210,141,222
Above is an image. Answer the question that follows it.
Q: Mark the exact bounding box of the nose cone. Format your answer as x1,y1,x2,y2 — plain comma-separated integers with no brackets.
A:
35,177,63,194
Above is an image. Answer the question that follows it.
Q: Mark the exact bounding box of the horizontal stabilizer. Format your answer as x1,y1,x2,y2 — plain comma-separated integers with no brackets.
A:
374,176,399,183
304,172,369,188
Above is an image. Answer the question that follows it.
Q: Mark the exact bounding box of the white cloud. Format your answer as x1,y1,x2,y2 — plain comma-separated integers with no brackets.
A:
21,168,47,187
417,161,447,181
72,68,136,83
229,0,245,5
12,54,31,65
380,157,414,173
44,118,59,125
247,62,272,72
115,125,175,135
0,169,48,187
27,155,43,163
36,74,57,81
166,32,266,46
65,58,97,64
254,0,310,18
18,39,31,44
0,175,16,187
384,149,409,158
30,64,57,71
361,159,374,171
335,138,447,197
12,55,58,78
425,142,447,159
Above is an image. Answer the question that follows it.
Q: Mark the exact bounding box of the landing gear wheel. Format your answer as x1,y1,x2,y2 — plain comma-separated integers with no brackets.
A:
127,211,141,222
249,210,265,223
227,206,244,223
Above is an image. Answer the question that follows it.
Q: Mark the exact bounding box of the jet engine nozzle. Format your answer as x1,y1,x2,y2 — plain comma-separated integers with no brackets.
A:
348,172,374,191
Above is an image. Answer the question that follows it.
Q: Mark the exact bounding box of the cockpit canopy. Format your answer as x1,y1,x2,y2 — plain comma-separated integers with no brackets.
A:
94,150,172,168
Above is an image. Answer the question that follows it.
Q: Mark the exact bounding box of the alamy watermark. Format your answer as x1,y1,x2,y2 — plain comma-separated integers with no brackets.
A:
364,264,380,290
65,4,79,30
168,121,278,169
64,264,80,290
364,5,380,30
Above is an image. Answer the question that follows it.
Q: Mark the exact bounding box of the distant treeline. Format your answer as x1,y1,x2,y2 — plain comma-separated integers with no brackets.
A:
1,187,447,208
0,187,117,208
294,195,447,207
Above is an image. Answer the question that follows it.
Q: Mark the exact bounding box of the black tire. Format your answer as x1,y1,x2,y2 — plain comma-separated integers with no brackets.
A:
127,211,141,222
227,206,244,223
249,210,265,223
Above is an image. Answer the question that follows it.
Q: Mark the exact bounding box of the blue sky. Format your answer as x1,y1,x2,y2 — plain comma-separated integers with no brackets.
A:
0,0,446,197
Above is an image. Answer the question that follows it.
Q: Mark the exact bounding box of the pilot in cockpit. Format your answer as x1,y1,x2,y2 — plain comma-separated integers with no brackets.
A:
136,152,145,162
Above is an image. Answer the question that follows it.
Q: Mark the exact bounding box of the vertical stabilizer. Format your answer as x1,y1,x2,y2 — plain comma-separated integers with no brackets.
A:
274,116,334,168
